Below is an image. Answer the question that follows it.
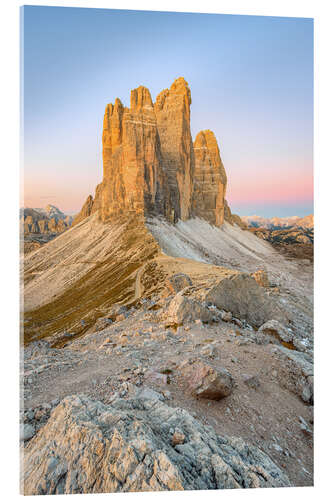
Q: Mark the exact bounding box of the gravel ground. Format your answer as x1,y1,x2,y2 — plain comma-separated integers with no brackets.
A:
21,308,313,487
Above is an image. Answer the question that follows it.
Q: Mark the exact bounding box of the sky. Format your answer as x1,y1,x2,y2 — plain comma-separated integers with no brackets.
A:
22,6,313,217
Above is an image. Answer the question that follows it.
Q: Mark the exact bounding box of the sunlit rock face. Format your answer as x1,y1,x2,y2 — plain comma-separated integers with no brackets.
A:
100,86,171,223
77,77,229,227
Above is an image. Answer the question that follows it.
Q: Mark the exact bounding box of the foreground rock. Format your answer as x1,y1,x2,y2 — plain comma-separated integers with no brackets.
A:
22,395,290,494
180,359,234,400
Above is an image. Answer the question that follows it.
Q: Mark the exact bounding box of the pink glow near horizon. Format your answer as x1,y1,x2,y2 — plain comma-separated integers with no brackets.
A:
23,169,313,216
22,174,98,213
227,170,313,205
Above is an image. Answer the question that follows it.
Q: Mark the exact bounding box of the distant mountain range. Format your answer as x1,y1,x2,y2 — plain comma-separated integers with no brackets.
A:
20,204,73,234
241,214,313,230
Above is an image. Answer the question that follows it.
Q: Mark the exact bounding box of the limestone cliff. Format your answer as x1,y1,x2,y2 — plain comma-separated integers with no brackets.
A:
76,77,236,228
192,130,227,227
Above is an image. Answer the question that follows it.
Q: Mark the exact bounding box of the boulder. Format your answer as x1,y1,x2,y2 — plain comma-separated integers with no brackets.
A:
180,359,234,400
270,345,313,404
257,320,293,346
135,387,165,401
220,310,232,322
164,292,213,326
243,374,260,389
205,273,286,328
171,430,185,446
166,273,193,293
201,344,218,359
144,370,169,386
22,395,290,494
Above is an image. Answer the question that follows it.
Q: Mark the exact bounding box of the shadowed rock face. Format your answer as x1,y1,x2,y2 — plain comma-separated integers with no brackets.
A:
155,77,194,222
22,395,290,494
192,130,227,227
78,77,231,228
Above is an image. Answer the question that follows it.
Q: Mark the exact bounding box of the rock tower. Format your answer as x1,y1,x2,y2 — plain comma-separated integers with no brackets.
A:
77,77,229,228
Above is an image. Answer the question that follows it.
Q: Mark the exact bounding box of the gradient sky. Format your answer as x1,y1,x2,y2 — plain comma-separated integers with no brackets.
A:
22,6,313,217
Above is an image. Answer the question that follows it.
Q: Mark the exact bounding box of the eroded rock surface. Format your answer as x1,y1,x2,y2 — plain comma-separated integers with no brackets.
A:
22,394,290,494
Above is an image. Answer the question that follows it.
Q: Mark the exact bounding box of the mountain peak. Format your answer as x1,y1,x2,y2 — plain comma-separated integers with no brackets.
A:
81,78,227,227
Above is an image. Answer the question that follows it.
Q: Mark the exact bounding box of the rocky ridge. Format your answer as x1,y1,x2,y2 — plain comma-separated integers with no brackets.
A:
243,214,314,230
20,205,73,234
248,226,314,262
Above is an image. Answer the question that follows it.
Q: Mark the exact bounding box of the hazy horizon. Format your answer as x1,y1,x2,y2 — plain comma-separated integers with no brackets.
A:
20,203,313,220
22,6,313,218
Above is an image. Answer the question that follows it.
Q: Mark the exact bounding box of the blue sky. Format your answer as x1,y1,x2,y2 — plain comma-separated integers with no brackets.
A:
22,6,313,216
